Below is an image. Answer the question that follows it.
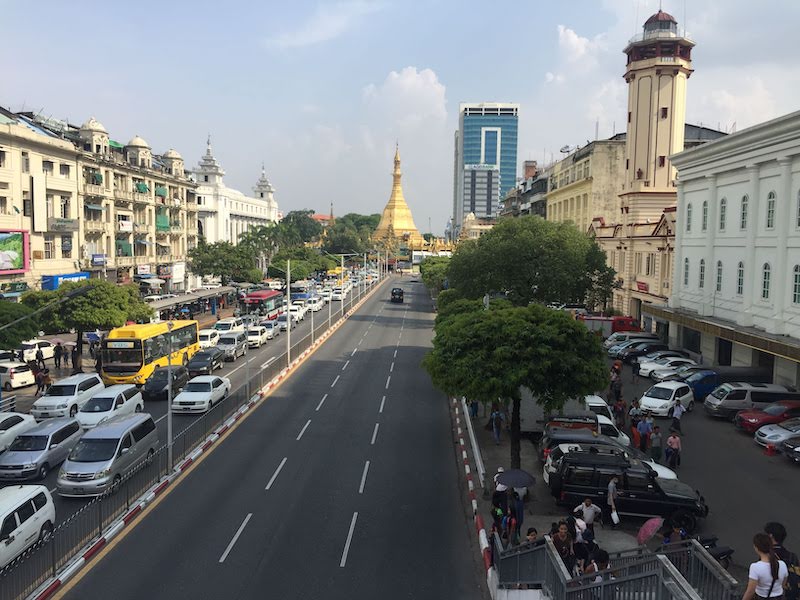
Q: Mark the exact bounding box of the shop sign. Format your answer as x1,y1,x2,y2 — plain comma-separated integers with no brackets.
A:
91,254,107,266
137,264,151,275
636,281,649,293
47,217,79,232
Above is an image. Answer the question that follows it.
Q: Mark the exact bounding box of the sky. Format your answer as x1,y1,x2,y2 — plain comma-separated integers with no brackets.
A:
3,0,800,236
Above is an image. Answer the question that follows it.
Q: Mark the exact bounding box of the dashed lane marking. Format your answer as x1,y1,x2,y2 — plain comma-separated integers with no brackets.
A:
296,419,311,441
316,394,328,411
379,395,385,414
265,457,288,490
219,513,252,563
358,460,370,494
370,423,379,445
331,375,340,388
339,512,358,568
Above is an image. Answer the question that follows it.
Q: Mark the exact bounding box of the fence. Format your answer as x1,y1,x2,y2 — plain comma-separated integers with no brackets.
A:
0,281,377,600
0,395,16,412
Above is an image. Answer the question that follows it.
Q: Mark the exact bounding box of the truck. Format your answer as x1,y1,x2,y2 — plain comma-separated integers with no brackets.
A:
577,315,641,338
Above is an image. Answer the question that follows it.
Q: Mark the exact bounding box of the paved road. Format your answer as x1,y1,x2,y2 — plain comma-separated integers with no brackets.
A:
615,365,800,566
57,280,485,600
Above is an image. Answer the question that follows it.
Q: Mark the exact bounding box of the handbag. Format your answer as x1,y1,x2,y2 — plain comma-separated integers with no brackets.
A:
611,511,620,525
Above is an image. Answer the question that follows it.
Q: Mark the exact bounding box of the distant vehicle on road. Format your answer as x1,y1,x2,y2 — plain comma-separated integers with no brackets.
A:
734,400,800,433
76,384,144,430
247,327,269,348
242,290,285,320
187,348,225,377
276,314,295,331
577,315,640,338
20,339,55,363
258,320,279,339
0,418,83,481
0,362,35,391
142,366,189,401
391,288,404,303
0,412,37,452
171,376,231,413
31,373,105,419
755,417,800,449
198,329,220,349
639,381,695,417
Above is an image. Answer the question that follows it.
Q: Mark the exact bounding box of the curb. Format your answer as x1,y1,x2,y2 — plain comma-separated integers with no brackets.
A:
30,279,389,600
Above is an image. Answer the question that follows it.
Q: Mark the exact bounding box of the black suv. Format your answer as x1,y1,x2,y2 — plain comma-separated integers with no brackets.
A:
549,453,708,532
142,365,189,400
391,288,404,303
186,348,225,377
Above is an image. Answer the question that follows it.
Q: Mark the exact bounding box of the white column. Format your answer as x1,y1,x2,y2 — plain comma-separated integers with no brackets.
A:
701,174,717,316
740,164,761,327
671,181,686,309
770,157,795,333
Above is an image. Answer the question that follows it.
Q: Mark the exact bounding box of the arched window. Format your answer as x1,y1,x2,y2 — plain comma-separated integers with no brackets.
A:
762,263,771,300
737,262,744,295
716,260,723,292
683,258,689,286
701,201,708,231
686,204,692,232
794,266,800,305
741,195,749,230
719,198,727,231
699,259,706,288
766,192,776,229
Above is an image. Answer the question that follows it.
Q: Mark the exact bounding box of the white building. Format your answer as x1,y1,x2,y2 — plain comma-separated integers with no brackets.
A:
192,138,279,244
644,110,800,387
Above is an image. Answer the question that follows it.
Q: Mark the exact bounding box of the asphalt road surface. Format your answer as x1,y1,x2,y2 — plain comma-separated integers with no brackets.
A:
56,280,485,600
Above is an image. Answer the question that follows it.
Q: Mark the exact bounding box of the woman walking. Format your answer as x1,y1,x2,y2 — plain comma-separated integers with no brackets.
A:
666,431,682,469
742,533,788,600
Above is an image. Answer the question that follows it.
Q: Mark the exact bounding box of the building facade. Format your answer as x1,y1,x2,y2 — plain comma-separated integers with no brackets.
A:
645,111,800,387
452,103,519,238
501,166,548,219
191,138,279,245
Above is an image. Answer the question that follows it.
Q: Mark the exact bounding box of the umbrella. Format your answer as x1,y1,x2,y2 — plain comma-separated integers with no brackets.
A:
49,338,66,344
637,517,664,545
496,468,536,488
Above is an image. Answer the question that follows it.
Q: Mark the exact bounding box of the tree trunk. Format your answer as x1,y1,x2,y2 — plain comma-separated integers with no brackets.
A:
510,395,521,469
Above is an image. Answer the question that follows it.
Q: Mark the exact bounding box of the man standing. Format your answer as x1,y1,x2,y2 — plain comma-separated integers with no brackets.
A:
666,431,682,469
574,498,603,535
71,346,80,372
650,425,664,463
53,342,63,369
671,401,686,434
637,414,653,453
35,347,45,370
490,406,504,445
606,475,620,529
765,522,800,600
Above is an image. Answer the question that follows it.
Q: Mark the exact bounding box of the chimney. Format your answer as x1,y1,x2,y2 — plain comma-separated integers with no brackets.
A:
523,160,538,179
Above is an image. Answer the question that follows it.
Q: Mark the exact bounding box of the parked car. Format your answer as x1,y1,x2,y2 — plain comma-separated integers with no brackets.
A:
603,331,659,350
0,413,38,453
782,436,800,464
608,339,653,359
171,376,231,414
652,364,706,383
198,329,220,349
597,414,631,446
584,395,614,422
247,327,269,348
186,348,225,377
19,340,55,363
142,366,189,401
0,362,36,391
683,366,773,405
633,350,690,364
0,418,83,480
619,342,669,364
0,350,19,363
638,357,696,378
217,332,248,361
704,383,799,420
733,400,800,434
754,417,800,449
537,415,601,461
0,485,56,568
76,385,144,430
30,373,105,420
258,321,279,339
391,288,404,303
214,318,245,333
639,381,695,417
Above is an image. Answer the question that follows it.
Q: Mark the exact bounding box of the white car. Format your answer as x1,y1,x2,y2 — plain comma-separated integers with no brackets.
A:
320,290,332,303
171,376,231,413
754,418,800,448
0,485,56,568
597,414,631,446
0,413,37,453
258,321,279,339
20,340,55,363
640,381,695,417
307,297,324,312
638,357,696,378
331,288,345,301
288,306,304,322
198,329,220,349
0,362,36,391
542,442,677,485
291,301,308,319
76,385,144,430
247,327,269,348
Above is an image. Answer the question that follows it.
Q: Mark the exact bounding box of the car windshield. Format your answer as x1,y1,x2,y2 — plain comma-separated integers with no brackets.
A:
20,343,35,351
45,384,77,397
190,354,211,364
645,386,674,400
763,404,789,416
215,323,232,331
218,337,236,345
710,385,732,399
781,419,800,433
686,372,710,384
81,397,114,412
199,334,211,341
69,439,118,462
9,435,48,451
278,315,287,322
185,382,211,392
652,357,673,365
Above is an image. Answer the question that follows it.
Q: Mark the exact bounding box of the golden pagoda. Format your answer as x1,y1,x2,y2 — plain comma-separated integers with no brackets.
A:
373,145,425,248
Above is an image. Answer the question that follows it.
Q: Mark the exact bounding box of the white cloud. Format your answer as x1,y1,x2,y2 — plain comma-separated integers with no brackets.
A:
362,66,448,127
266,1,382,49
544,71,565,84
557,25,606,66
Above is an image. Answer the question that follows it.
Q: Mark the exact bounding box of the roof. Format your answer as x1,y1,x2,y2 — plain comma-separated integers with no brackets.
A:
650,380,687,389
0,485,49,507
188,375,218,382
163,148,182,160
25,418,79,435
80,117,107,134
645,10,676,25
92,384,137,396
126,135,150,148
82,412,152,438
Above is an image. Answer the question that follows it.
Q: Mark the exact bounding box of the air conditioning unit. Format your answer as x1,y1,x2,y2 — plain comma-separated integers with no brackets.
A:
32,250,43,260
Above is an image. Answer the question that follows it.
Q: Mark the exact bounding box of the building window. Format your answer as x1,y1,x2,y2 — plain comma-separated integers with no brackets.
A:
42,160,54,175
762,263,771,300
699,259,705,289
628,111,632,123
0,197,6,213
21,151,29,173
719,198,727,231
701,201,708,231
686,203,692,232
658,156,666,167
0,150,5,168
23,191,31,217
794,266,800,305
737,262,744,295
44,235,55,259
204,175,209,182
626,159,629,170
683,258,689,286
60,196,70,219
61,235,72,259
716,261,723,292
661,107,668,119
740,195,748,229
766,191,776,229
60,164,70,177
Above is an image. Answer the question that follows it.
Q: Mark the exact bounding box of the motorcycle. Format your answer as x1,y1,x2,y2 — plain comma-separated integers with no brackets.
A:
696,534,735,570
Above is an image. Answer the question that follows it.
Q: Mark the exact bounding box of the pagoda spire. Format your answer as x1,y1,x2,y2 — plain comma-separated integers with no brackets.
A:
373,144,424,247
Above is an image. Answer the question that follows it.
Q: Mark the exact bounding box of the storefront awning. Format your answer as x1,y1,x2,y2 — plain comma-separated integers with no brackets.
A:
145,278,166,286
109,140,124,149
85,204,104,211
135,240,153,246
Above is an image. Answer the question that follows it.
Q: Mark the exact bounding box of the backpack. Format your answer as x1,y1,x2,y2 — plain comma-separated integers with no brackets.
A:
777,547,800,600
491,412,502,428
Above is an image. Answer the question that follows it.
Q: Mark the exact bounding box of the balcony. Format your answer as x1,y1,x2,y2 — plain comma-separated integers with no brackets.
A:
186,200,198,212
84,183,105,197
156,253,174,263
133,223,149,235
117,220,134,234
186,226,198,236
132,192,151,205
116,256,135,266
84,220,106,233
114,189,133,202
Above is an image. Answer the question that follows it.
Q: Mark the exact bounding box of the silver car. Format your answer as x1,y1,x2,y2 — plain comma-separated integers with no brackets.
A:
754,417,800,448
0,418,83,480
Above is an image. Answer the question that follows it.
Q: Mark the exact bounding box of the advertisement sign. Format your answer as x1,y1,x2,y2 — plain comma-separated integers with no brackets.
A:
47,217,79,232
91,254,107,266
636,281,650,293
0,230,30,275
157,264,172,279
117,219,133,233
137,264,151,275
171,261,185,282
41,271,90,291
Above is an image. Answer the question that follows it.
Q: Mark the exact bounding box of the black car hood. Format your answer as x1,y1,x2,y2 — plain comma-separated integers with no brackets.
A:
144,381,169,391
657,478,699,501
187,360,210,368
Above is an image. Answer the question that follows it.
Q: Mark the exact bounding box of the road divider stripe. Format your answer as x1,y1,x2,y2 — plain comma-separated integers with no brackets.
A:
370,423,379,445
331,375,340,388
342,360,350,371
339,512,358,568
389,362,394,373
265,457,288,490
385,375,391,390
358,460,370,494
316,394,328,411
219,513,252,563
296,419,311,441
379,395,385,414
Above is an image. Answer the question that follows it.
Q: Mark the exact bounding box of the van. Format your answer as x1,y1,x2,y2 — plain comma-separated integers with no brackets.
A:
681,366,773,404
0,418,83,480
306,297,324,312
198,329,220,349
703,382,800,419
214,318,245,333
0,362,36,391
31,373,105,420
57,413,158,497
217,332,248,361
519,390,606,437
0,485,56,568
603,331,659,350
77,384,144,430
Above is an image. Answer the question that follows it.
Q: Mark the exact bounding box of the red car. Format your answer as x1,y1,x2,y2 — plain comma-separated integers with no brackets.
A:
734,401,800,433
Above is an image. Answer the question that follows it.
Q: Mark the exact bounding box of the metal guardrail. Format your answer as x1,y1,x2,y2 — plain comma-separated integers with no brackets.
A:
0,395,17,412
0,283,377,600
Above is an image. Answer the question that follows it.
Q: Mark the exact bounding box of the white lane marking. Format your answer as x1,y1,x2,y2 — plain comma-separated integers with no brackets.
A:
371,423,379,445
379,395,385,414
385,375,391,390
265,457,288,490
389,362,394,373
331,375,340,388
155,414,167,424
219,513,253,563
351,348,357,357
342,360,350,371
296,419,311,441
393,349,397,358
358,339,363,346
49,487,56,494
358,460,370,494
261,356,276,369
339,512,359,568
316,394,328,411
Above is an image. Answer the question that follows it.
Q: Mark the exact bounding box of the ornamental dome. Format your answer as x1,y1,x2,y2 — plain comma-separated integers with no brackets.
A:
80,117,107,133
126,135,150,149
644,10,677,25
163,148,182,160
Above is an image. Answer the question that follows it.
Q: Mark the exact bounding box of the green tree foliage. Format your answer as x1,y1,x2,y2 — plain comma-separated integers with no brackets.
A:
17,289,65,334
423,303,607,468
281,210,323,245
0,302,40,350
267,246,336,282
188,240,260,284
419,256,450,295
321,213,381,255
447,216,615,308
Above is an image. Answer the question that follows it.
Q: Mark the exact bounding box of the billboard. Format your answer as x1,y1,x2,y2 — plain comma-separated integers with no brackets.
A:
0,230,30,275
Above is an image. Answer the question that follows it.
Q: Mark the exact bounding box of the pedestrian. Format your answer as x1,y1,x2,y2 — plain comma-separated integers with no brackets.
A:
511,489,525,535
470,399,479,419
574,498,603,535
630,422,641,451
71,346,79,372
17,349,24,363
609,366,622,403
613,396,627,430
490,406,504,445
53,342,63,369
584,549,611,583
663,521,688,545
666,430,682,469
34,370,46,397
637,413,653,452
35,347,45,370
671,401,686,434
765,522,800,600
42,369,52,394
650,425,664,463
524,527,539,545
629,399,643,428
606,474,620,529
552,521,575,573
742,533,788,600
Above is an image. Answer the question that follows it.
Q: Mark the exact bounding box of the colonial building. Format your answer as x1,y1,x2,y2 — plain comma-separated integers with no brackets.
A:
458,212,495,240
373,146,426,249
501,163,548,219
644,110,800,387
192,138,279,245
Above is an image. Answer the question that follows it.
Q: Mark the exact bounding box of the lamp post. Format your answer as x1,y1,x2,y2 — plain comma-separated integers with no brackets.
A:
167,320,174,470
363,253,367,298
340,255,345,320
286,259,291,368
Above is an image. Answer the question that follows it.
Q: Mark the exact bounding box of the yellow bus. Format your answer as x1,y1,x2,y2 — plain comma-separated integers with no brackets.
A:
100,320,200,385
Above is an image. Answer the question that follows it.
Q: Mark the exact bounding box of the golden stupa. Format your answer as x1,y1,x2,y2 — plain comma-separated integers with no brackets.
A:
373,145,425,248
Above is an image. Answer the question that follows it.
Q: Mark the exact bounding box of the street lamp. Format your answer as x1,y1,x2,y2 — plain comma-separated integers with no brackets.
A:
167,320,174,470
286,259,291,368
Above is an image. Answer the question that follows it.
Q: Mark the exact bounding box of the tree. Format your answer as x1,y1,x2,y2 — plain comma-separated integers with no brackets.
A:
423,303,607,468
419,256,450,295
0,302,40,350
322,222,367,255
188,240,259,284
281,210,323,244
18,289,65,334
447,216,615,308
267,246,336,282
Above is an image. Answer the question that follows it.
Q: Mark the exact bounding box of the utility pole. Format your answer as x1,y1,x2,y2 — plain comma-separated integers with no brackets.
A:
167,320,174,470
340,255,345,319
286,259,291,368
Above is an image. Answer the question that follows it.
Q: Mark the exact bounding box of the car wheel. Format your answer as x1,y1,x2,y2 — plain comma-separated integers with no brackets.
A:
38,463,49,480
670,510,697,533
39,521,53,543
111,474,122,493
145,449,155,465
3,382,11,391
69,405,78,417
182,354,188,366
687,400,695,412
